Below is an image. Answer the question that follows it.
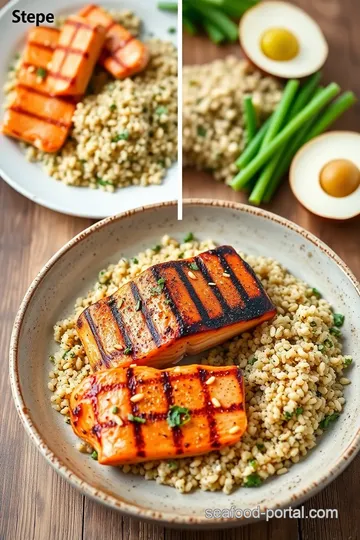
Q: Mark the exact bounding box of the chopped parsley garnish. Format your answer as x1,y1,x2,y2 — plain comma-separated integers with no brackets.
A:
167,405,191,428
168,460,178,470
248,459,258,470
248,357,256,365
330,327,341,337
319,413,339,430
323,338,333,348
152,244,162,253
112,406,119,414
184,232,194,242
36,67,47,78
151,277,166,295
96,177,112,187
128,414,146,424
135,300,142,311
91,450,98,460
178,252,184,259
164,298,172,305
295,407,303,416
256,443,265,451
131,257,139,264
197,126,207,137
188,262,199,271
109,103,117,111
311,287,321,299
49,355,55,363
155,106,168,116
244,474,262,487
283,411,293,421
333,313,345,327
168,27,176,34
123,346,132,355
112,130,129,142
318,344,325,352
344,357,353,367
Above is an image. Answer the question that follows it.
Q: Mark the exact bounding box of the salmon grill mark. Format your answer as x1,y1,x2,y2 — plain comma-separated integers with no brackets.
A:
55,45,90,58
126,367,146,457
16,83,79,104
195,255,231,314
176,264,210,323
111,36,135,56
130,282,161,347
161,371,183,454
151,266,187,335
216,250,250,304
28,40,57,52
83,312,111,368
106,21,117,32
198,367,221,448
66,19,101,32
108,53,129,70
107,297,133,355
9,105,70,129
22,62,77,84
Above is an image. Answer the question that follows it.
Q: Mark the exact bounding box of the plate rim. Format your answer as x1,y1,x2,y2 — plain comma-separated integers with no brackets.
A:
9,199,360,527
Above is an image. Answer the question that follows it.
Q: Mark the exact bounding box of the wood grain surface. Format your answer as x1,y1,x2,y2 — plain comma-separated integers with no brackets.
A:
0,0,359,539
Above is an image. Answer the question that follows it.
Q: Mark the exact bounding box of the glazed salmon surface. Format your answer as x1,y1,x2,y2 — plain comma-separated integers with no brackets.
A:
48,15,106,96
70,364,247,464
78,4,149,79
77,246,276,370
1,27,75,152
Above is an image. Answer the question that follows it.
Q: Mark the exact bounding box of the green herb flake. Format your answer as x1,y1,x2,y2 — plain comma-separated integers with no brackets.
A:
183,232,194,242
150,277,166,296
168,27,176,34
36,67,47,78
310,321,317,327
248,459,258,470
333,313,345,327
283,411,293,421
312,287,321,299
178,252,184,259
189,262,199,271
244,474,262,488
155,106,168,116
49,355,55,363
295,407,303,416
152,244,162,253
324,338,333,348
197,126,207,137
135,300,142,312
91,450,98,460
131,257,139,264
344,357,353,367
319,413,339,430
248,357,256,365
112,130,129,142
168,460,178,470
164,298,172,305
109,103,117,111
256,443,265,451
330,327,341,337
96,177,112,187
112,406,119,414
128,414,146,424
318,344,325,352
167,405,191,428
123,346,132,355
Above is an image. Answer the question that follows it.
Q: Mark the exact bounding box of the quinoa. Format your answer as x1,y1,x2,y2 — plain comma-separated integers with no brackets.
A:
183,57,283,183
49,236,352,493
4,12,177,191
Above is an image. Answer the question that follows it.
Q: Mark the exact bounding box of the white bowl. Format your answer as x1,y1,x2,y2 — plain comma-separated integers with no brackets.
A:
0,0,178,218
9,200,360,528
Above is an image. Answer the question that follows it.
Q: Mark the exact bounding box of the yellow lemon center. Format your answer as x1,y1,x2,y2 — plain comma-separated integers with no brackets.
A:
260,28,300,61
320,159,360,198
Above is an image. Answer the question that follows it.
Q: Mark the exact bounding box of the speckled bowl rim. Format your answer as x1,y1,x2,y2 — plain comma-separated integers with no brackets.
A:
9,199,360,528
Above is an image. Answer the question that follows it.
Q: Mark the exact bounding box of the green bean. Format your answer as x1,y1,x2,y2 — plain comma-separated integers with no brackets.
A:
158,2,178,11
192,2,238,41
203,20,226,44
289,72,322,119
243,96,257,144
230,83,340,191
235,116,272,168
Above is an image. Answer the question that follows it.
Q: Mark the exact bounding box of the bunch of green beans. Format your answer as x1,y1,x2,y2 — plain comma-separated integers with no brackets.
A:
231,74,357,204
158,0,259,44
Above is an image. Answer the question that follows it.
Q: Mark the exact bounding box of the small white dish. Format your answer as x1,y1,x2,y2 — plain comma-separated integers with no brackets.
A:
10,200,360,528
0,0,178,218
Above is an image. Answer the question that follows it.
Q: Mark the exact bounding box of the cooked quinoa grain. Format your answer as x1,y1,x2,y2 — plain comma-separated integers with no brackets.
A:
49,237,352,493
183,57,283,183
4,12,177,191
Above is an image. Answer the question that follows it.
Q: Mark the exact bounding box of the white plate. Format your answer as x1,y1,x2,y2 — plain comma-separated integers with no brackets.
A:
0,0,178,218
10,200,360,528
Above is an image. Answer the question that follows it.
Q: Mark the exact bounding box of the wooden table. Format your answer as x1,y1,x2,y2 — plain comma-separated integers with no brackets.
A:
1,0,359,539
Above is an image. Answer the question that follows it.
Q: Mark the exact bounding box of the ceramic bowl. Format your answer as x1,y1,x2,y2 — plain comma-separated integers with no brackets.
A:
9,200,360,528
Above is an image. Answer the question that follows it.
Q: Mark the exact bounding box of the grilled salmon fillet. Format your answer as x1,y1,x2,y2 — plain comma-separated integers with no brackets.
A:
77,246,276,370
48,15,106,96
1,27,76,152
70,364,247,465
78,4,149,79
